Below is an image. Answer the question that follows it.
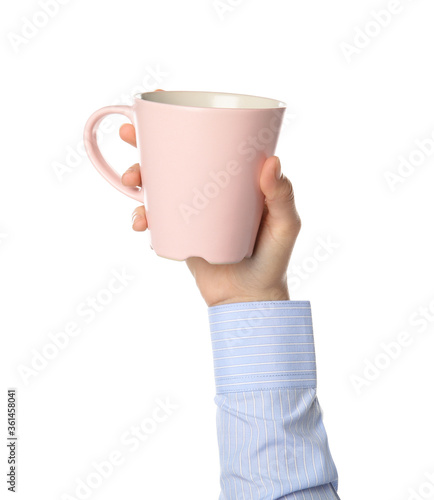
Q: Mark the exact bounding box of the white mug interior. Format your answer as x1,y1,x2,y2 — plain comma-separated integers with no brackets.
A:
136,90,286,110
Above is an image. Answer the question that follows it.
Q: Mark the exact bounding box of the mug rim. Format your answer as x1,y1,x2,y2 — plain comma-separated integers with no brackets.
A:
134,90,286,110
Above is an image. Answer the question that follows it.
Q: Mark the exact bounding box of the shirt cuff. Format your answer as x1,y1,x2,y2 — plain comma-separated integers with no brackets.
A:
208,300,317,394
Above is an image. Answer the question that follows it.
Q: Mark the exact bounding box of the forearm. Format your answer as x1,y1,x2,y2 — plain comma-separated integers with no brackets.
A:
208,300,340,499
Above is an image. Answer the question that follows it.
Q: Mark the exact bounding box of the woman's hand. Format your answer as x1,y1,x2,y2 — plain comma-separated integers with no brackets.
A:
120,124,301,307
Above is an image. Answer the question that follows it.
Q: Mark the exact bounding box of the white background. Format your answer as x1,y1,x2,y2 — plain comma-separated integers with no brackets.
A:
1,0,434,499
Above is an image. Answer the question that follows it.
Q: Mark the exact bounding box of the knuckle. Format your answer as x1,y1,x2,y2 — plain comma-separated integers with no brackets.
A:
281,178,295,202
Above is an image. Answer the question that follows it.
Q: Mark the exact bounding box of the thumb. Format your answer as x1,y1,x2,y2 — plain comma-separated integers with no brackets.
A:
259,156,301,237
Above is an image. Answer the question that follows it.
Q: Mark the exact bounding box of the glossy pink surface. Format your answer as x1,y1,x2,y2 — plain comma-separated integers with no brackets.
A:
84,91,286,264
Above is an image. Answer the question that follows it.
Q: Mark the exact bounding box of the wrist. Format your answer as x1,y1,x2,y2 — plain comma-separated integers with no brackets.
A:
209,288,290,307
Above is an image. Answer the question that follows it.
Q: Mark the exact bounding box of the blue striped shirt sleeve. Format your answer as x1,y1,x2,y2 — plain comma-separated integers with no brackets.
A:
208,300,340,500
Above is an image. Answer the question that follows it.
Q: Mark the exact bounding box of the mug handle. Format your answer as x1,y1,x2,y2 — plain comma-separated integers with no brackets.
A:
83,105,143,203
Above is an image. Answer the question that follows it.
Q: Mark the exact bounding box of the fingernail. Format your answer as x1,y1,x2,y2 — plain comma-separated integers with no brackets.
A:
274,157,282,180
132,212,144,226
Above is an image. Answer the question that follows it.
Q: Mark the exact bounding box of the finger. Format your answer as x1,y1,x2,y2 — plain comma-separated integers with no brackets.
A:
119,123,137,147
122,163,142,187
132,206,148,232
259,156,301,238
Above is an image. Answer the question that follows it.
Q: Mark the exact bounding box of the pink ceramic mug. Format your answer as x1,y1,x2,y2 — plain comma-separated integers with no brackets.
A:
84,90,286,264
